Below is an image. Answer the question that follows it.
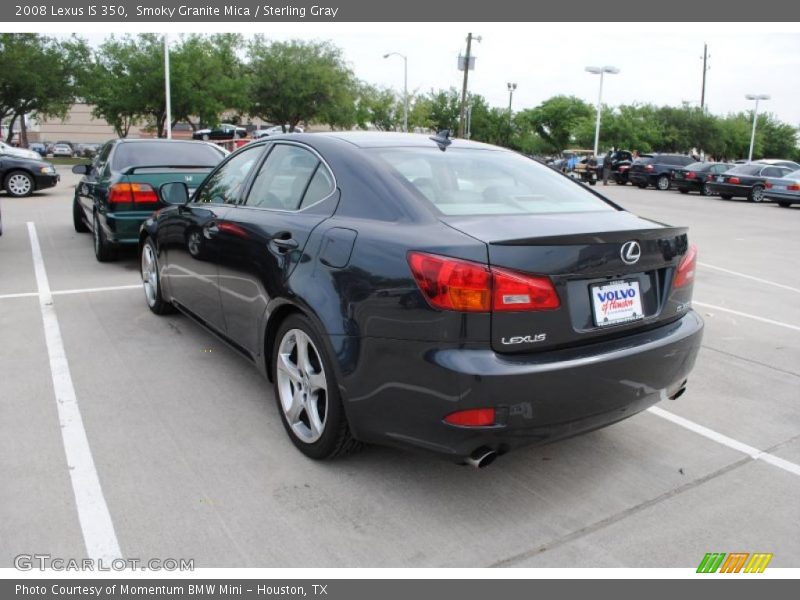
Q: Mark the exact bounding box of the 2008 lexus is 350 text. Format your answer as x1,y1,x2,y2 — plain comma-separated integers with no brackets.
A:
139,132,703,467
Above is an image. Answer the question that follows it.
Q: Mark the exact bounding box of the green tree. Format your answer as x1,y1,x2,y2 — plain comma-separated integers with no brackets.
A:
354,84,401,131
515,95,593,153
247,37,357,131
0,33,88,145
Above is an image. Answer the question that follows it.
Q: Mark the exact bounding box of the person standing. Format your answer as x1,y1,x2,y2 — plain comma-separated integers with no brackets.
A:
602,150,612,185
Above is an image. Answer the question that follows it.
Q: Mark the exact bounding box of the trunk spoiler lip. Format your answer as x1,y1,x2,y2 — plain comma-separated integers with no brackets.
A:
121,165,215,175
488,227,689,246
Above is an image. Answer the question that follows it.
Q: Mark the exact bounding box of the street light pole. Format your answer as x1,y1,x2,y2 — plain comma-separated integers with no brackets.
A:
507,82,517,126
383,52,408,132
164,34,172,139
745,93,770,162
585,65,619,158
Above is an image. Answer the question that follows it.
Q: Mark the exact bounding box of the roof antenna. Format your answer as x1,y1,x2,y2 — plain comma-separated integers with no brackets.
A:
429,129,452,151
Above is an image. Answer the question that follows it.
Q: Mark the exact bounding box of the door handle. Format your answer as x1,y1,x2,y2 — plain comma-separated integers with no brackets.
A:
204,222,219,238
269,233,299,253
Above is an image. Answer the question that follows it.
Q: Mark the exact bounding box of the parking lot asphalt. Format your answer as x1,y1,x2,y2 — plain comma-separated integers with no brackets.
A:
1,168,798,568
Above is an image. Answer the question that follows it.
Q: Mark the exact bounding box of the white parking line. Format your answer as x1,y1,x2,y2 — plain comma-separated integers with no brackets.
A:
0,284,140,301
693,301,800,333
648,406,800,478
27,222,122,562
698,262,800,294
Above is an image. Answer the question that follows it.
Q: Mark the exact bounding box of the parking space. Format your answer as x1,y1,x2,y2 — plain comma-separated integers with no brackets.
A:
1,169,798,567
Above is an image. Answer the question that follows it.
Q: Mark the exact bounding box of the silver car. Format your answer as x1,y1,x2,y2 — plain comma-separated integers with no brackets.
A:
764,168,800,208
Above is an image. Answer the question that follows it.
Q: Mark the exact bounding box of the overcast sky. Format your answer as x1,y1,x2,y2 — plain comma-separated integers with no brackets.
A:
33,22,800,126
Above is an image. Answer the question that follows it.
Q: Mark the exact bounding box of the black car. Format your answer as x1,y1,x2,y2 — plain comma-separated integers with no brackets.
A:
139,132,703,466
0,150,60,197
672,162,732,196
192,124,248,141
706,163,794,202
72,139,226,261
628,154,696,190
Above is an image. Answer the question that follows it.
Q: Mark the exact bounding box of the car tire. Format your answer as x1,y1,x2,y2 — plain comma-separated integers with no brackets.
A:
656,175,671,191
777,201,791,208
4,170,34,197
637,182,647,189
272,314,361,460
720,194,733,200
749,185,765,203
140,237,174,315
73,197,89,233
679,189,689,194
202,134,209,141
92,212,117,262
701,183,712,196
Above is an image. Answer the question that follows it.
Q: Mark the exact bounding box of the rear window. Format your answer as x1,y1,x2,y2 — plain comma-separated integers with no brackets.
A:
686,162,707,171
371,148,615,216
112,142,224,171
729,164,763,176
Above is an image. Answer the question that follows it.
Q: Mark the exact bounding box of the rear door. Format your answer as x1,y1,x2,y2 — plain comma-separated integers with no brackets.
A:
76,141,113,219
216,142,339,356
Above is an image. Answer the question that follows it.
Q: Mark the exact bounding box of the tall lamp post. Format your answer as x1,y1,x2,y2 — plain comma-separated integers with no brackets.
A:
164,34,171,139
507,82,517,125
383,52,408,132
745,93,770,162
585,65,619,158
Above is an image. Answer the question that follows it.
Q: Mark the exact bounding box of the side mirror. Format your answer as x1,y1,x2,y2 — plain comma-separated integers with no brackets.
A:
160,181,190,206
71,164,91,175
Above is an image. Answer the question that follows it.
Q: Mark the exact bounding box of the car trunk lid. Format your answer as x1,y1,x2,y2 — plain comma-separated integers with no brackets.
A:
441,211,690,353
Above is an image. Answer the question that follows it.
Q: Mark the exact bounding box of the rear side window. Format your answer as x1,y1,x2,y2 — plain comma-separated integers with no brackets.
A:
245,144,334,211
762,167,790,178
729,165,763,176
371,148,615,216
112,142,224,171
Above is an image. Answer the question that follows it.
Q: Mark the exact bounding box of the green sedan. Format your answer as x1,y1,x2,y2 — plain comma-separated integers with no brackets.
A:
72,139,226,261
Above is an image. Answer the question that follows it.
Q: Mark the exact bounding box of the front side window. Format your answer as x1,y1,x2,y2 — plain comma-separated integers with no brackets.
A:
195,145,263,205
245,144,334,210
371,148,615,216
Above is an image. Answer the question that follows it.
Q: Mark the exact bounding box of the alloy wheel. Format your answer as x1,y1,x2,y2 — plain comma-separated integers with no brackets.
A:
751,186,764,202
7,173,32,196
141,243,158,307
276,329,328,444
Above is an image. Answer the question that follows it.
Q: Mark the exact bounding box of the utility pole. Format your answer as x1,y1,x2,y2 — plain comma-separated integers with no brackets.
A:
458,33,480,138
700,43,709,112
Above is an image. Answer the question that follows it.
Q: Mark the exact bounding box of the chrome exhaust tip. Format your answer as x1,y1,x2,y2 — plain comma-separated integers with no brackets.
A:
465,447,498,469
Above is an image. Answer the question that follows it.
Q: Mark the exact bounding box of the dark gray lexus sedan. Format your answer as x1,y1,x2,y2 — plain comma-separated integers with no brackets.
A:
139,132,703,467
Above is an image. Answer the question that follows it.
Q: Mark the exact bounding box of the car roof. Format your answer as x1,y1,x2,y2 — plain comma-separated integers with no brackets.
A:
311,131,503,151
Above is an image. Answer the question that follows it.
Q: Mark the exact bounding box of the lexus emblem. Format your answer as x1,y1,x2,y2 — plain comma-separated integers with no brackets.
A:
620,241,641,265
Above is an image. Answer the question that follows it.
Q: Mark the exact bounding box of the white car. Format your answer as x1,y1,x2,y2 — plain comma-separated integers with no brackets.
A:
253,125,305,139
51,144,74,157
0,141,41,160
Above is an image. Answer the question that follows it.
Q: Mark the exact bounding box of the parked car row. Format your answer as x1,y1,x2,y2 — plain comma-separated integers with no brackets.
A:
617,153,800,207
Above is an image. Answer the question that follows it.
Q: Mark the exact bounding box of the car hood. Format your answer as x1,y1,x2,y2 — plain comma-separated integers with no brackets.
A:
2,148,41,160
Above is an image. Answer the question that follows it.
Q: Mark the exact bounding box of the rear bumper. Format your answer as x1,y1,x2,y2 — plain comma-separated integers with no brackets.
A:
341,311,704,460
765,191,800,203
676,180,703,192
707,183,749,197
101,210,154,245
628,172,653,186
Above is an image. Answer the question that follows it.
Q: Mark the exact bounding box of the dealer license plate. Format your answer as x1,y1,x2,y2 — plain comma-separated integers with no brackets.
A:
591,280,644,327
717,176,724,182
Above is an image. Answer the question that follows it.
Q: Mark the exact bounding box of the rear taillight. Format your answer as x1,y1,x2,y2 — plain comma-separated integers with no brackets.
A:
645,164,654,171
765,182,773,189
444,408,495,427
685,171,696,180
407,252,560,313
788,184,800,191
108,182,158,204
492,267,560,311
727,177,740,184
407,252,491,312
673,245,697,289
